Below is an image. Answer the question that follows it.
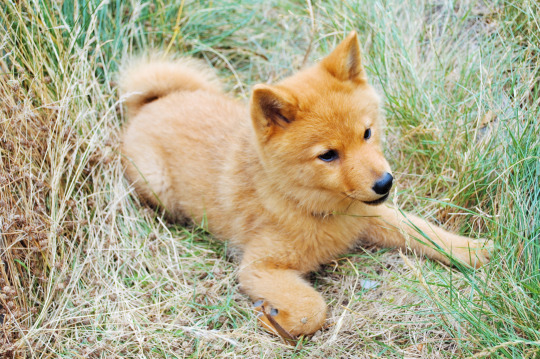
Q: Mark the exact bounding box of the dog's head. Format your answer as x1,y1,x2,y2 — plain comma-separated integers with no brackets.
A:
250,31,392,212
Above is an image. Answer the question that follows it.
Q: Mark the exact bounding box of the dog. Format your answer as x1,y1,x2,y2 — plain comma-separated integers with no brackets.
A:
119,31,491,337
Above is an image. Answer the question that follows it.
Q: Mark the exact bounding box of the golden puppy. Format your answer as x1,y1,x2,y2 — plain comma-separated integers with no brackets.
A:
120,32,491,336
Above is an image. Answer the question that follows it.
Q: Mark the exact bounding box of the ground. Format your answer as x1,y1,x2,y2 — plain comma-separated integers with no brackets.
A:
0,0,539,358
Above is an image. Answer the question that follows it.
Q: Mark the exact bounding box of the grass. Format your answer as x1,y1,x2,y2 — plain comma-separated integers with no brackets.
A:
0,0,539,357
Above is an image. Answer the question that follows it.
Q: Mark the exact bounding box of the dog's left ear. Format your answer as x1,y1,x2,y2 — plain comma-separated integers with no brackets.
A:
321,31,367,84
250,84,297,139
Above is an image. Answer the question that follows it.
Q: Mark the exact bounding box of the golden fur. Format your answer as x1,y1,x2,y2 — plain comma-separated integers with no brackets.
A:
120,32,491,337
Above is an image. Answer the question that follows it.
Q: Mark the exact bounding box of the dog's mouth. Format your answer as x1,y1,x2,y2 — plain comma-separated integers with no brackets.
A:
362,192,389,206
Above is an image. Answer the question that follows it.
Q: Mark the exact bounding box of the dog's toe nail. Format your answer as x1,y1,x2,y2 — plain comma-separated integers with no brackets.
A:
270,308,278,316
253,300,264,307
301,317,307,324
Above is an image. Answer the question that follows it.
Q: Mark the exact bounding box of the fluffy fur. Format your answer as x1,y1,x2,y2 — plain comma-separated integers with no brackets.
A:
120,32,492,337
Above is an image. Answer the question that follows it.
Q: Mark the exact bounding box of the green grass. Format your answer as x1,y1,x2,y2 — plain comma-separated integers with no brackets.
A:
0,0,539,357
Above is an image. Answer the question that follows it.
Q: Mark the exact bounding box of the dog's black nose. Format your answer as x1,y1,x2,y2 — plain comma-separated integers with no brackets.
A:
372,172,393,195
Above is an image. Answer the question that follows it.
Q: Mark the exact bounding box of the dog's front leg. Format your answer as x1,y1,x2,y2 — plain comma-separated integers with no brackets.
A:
361,205,492,268
238,251,327,337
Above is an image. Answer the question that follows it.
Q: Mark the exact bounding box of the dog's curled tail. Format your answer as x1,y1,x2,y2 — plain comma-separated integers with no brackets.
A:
119,56,222,118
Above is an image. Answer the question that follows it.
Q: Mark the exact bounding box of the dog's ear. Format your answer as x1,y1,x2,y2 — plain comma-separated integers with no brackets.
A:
250,84,297,138
321,31,367,83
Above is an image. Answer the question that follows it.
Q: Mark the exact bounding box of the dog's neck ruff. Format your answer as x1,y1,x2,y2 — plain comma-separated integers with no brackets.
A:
273,186,336,220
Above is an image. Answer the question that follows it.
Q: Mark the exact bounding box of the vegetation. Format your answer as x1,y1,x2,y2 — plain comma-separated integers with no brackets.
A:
0,0,538,357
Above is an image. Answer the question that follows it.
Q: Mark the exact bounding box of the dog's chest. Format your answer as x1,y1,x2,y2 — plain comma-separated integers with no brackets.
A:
286,216,361,270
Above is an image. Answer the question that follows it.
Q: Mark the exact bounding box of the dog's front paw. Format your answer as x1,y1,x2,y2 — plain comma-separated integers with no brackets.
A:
452,238,493,268
253,298,326,338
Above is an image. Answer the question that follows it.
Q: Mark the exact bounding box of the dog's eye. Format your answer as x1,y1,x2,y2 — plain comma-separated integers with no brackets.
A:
364,128,372,140
318,150,339,162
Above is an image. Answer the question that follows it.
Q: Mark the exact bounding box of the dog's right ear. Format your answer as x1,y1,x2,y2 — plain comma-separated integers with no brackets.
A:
250,84,297,139
321,31,367,84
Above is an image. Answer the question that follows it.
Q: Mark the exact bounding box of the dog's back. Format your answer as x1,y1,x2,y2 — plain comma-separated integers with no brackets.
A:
120,57,249,225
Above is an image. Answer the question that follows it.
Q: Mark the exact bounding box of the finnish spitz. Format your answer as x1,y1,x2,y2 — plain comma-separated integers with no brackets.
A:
120,32,491,337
